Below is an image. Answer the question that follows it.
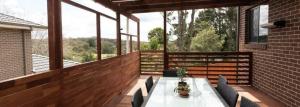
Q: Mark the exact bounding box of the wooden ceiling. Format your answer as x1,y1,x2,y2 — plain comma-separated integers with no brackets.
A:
96,0,257,13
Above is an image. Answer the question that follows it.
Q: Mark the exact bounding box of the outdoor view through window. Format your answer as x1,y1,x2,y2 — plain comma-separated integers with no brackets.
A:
0,0,238,81
136,8,238,52
0,0,49,81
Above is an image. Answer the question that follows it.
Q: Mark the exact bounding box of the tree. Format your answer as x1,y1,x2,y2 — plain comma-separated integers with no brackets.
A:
167,10,197,52
149,36,161,50
148,27,164,44
32,31,48,56
101,40,116,54
191,25,224,52
195,7,237,51
140,42,150,51
63,38,97,63
141,27,165,51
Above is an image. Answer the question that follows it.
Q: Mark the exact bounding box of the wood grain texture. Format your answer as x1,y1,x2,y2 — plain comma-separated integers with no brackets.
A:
140,51,252,85
0,52,140,107
97,0,257,13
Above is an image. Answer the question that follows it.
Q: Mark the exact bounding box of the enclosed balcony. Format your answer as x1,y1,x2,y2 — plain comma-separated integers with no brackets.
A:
0,0,299,107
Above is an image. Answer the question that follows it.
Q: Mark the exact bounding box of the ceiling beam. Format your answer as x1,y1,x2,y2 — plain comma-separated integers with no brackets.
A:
113,0,216,5
97,0,257,13
95,0,139,22
124,0,253,13
111,0,141,3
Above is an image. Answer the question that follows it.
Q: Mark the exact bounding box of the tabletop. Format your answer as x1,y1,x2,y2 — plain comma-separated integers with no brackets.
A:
142,77,229,107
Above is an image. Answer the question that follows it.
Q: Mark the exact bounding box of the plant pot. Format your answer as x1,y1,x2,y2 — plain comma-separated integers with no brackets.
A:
178,81,187,86
178,90,189,97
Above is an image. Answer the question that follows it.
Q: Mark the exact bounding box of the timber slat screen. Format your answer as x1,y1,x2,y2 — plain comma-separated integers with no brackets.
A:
140,50,164,75
168,52,252,85
140,51,253,85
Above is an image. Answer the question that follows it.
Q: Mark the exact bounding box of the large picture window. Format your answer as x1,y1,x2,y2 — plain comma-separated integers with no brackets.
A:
62,2,97,67
121,16,139,54
101,16,117,59
0,0,49,80
248,5,269,43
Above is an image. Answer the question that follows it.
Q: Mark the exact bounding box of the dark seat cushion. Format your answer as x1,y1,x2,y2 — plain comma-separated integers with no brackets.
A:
131,88,144,107
163,69,177,77
220,83,239,107
216,75,227,93
145,76,154,93
240,96,259,107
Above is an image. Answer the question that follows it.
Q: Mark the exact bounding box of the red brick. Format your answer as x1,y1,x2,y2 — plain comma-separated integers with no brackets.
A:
239,0,300,106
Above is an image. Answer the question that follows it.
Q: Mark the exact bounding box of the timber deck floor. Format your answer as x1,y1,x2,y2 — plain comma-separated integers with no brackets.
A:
104,76,286,107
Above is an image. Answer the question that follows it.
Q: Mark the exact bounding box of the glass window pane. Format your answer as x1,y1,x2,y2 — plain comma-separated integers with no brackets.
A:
101,16,116,36
132,36,138,52
100,16,117,59
250,7,259,42
134,12,164,51
129,19,137,35
121,15,128,33
259,5,268,42
0,0,49,81
121,34,130,55
62,2,97,67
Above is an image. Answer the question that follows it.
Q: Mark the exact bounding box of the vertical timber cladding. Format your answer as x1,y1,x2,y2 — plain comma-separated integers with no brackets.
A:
239,0,300,106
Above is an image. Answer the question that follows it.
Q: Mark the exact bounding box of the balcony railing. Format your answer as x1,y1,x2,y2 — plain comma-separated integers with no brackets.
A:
140,51,253,85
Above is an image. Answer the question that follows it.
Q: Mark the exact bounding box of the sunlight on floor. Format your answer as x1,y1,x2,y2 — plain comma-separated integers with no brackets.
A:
126,78,149,96
238,92,261,102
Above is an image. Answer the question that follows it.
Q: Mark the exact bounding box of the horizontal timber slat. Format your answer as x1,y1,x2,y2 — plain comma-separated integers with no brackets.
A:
140,51,252,85
0,52,140,107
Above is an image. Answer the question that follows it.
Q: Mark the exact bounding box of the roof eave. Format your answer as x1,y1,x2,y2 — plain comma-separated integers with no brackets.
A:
0,22,48,30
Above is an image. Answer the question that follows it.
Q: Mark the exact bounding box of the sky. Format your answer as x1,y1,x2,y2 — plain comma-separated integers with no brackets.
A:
0,0,268,42
0,0,163,42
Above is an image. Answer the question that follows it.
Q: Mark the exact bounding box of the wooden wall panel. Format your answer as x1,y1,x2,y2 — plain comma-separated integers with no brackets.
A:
0,71,61,107
0,52,140,107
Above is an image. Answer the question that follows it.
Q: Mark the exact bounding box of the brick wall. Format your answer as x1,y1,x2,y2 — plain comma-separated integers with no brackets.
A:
239,0,300,106
23,30,33,74
0,29,32,81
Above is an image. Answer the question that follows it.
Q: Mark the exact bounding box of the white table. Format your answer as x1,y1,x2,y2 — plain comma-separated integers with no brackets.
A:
143,77,229,107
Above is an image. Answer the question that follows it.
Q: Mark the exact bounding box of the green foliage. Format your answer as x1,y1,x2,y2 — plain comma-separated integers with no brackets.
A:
165,7,237,52
63,38,97,63
62,37,117,63
191,25,224,52
101,40,116,54
176,68,187,79
167,10,197,52
195,8,237,51
149,36,161,50
148,27,164,44
140,42,150,51
140,27,165,51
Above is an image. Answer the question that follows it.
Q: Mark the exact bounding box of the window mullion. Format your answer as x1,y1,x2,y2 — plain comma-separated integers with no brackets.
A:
257,6,260,43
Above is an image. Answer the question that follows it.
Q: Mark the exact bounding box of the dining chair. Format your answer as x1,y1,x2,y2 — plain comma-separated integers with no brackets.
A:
240,96,259,107
216,75,227,93
145,76,153,93
163,69,177,77
220,83,239,107
132,88,144,107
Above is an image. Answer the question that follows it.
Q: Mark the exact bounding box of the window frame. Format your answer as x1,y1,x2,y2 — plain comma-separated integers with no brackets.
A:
120,18,139,55
246,4,269,44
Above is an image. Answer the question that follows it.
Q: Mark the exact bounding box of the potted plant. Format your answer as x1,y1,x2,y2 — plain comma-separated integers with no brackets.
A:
174,82,190,97
174,68,190,97
177,68,187,85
